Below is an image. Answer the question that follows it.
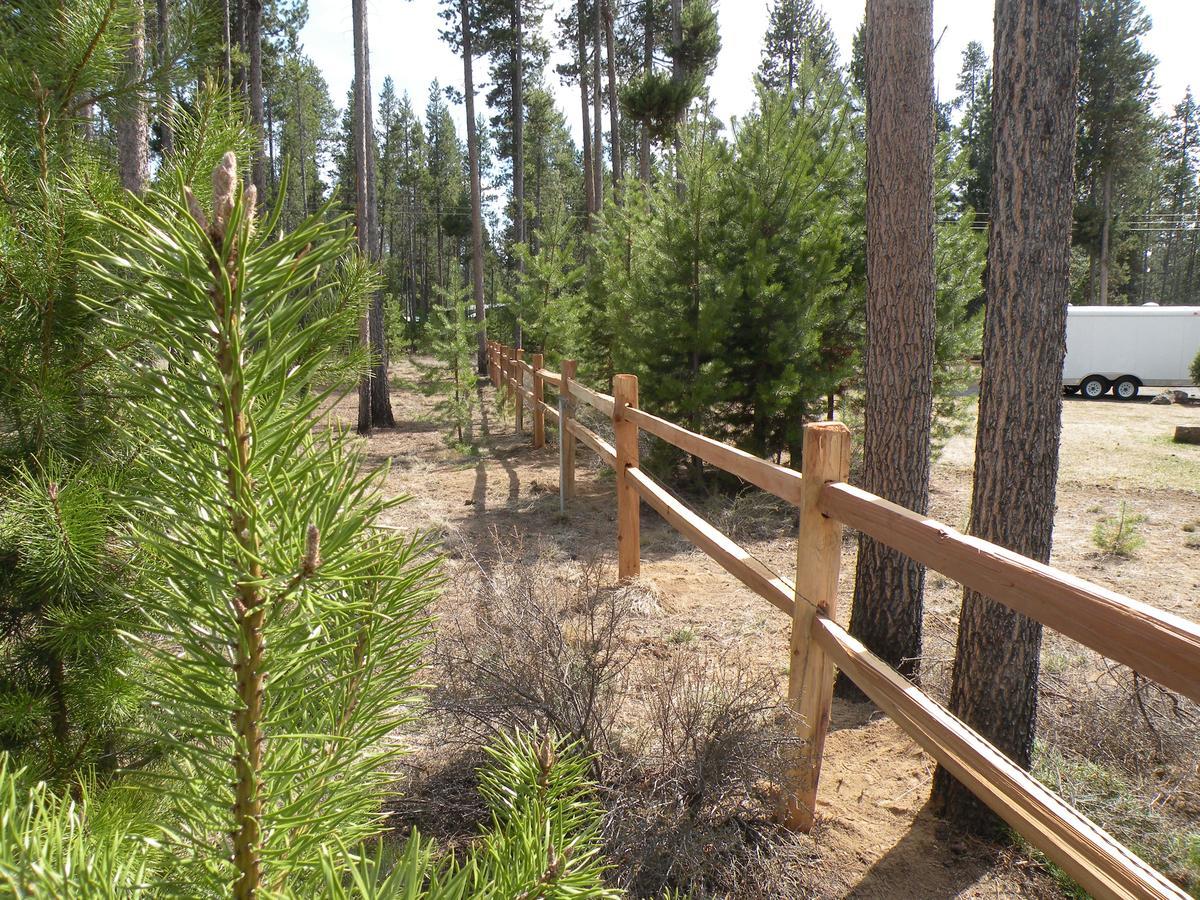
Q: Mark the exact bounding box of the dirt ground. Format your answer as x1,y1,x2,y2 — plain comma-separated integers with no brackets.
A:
330,358,1200,898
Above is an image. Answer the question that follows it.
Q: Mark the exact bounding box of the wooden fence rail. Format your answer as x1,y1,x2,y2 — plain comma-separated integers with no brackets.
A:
484,342,1195,900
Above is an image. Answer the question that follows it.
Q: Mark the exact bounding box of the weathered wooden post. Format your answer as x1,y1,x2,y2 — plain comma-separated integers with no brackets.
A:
559,359,578,510
781,421,850,831
514,348,525,433
498,344,508,394
503,345,514,403
531,352,545,449
613,374,640,581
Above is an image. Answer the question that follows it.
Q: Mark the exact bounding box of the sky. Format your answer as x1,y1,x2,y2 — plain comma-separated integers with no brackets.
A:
300,0,1200,143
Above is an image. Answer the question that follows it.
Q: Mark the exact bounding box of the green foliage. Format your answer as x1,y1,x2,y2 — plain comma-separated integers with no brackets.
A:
512,172,585,364
0,458,142,775
1191,346,1200,386
757,0,840,92
0,758,160,897
1092,502,1147,557
599,105,728,436
713,81,857,460
430,271,481,447
87,155,439,893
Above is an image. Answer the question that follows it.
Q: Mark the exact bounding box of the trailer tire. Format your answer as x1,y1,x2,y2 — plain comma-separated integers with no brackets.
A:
1080,375,1109,399
1113,377,1139,401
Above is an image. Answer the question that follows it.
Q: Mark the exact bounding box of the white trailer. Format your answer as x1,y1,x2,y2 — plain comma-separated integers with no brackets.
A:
1062,305,1200,400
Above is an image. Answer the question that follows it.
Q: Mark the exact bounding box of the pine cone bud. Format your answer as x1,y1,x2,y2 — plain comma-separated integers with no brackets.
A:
212,152,237,240
184,187,209,232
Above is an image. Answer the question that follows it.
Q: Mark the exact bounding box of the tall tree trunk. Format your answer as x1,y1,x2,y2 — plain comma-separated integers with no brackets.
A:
352,0,372,433
578,0,595,224
462,0,488,374
639,0,652,183
670,0,684,194
513,0,526,348
363,35,394,427
930,0,1079,836
155,0,174,155
245,0,266,198
604,0,623,204
592,0,604,207
118,0,149,195
1097,166,1113,305
837,0,936,700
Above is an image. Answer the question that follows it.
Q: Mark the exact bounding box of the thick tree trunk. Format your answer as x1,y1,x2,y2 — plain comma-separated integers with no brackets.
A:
592,0,604,207
352,0,372,433
118,0,149,195
462,0,488,374
1097,166,1113,305
837,0,936,698
604,0,622,203
578,0,595,224
930,0,1079,836
155,0,174,155
513,0,525,348
246,0,266,198
639,0,652,183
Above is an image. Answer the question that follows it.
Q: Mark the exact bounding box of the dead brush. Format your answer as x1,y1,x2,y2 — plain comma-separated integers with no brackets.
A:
429,530,638,773
702,488,797,542
604,646,807,898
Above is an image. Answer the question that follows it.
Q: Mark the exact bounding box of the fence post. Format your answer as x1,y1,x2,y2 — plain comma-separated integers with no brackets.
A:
503,345,514,403
781,421,850,831
531,353,545,449
613,374,640,581
559,359,577,510
489,342,498,386
497,344,507,394
514,348,525,433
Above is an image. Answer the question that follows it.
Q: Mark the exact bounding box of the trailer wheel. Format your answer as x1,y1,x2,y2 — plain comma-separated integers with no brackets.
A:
1113,377,1139,401
1080,375,1109,399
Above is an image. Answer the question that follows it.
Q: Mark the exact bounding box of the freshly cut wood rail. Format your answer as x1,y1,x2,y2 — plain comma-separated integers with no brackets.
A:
485,342,1194,900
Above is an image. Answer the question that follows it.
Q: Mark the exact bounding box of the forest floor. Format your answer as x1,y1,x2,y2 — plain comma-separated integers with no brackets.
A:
328,356,1200,899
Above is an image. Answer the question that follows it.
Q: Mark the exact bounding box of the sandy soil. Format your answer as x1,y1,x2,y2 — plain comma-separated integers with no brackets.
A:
330,358,1200,898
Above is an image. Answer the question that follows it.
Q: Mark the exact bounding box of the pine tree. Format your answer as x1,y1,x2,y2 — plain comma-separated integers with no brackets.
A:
1075,0,1157,305
714,80,856,462
513,172,586,361
952,41,993,215
430,271,481,447
757,0,840,94
0,0,176,782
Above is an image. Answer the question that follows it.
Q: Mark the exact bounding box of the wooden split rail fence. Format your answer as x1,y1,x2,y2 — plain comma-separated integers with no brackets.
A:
486,340,1200,900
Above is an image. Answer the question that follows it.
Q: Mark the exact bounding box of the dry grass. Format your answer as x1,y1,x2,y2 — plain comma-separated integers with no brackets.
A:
411,532,835,897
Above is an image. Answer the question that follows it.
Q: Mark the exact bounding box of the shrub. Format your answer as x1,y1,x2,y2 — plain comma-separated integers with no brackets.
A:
1190,346,1200,387
1092,502,1146,557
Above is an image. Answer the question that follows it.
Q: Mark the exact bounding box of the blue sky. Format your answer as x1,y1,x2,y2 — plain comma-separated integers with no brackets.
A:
300,0,1200,141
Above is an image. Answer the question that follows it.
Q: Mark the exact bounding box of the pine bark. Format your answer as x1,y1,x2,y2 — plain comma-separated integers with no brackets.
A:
513,0,526,347
639,0,652,182
462,0,488,374
838,0,936,696
930,0,1079,836
246,0,266,198
352,0,371,433
362,22,393,426
592,0,604,207
1097,167,1113,305
578,0,595,223
155,0,173,155
604,0,622,203
118,0,149,195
